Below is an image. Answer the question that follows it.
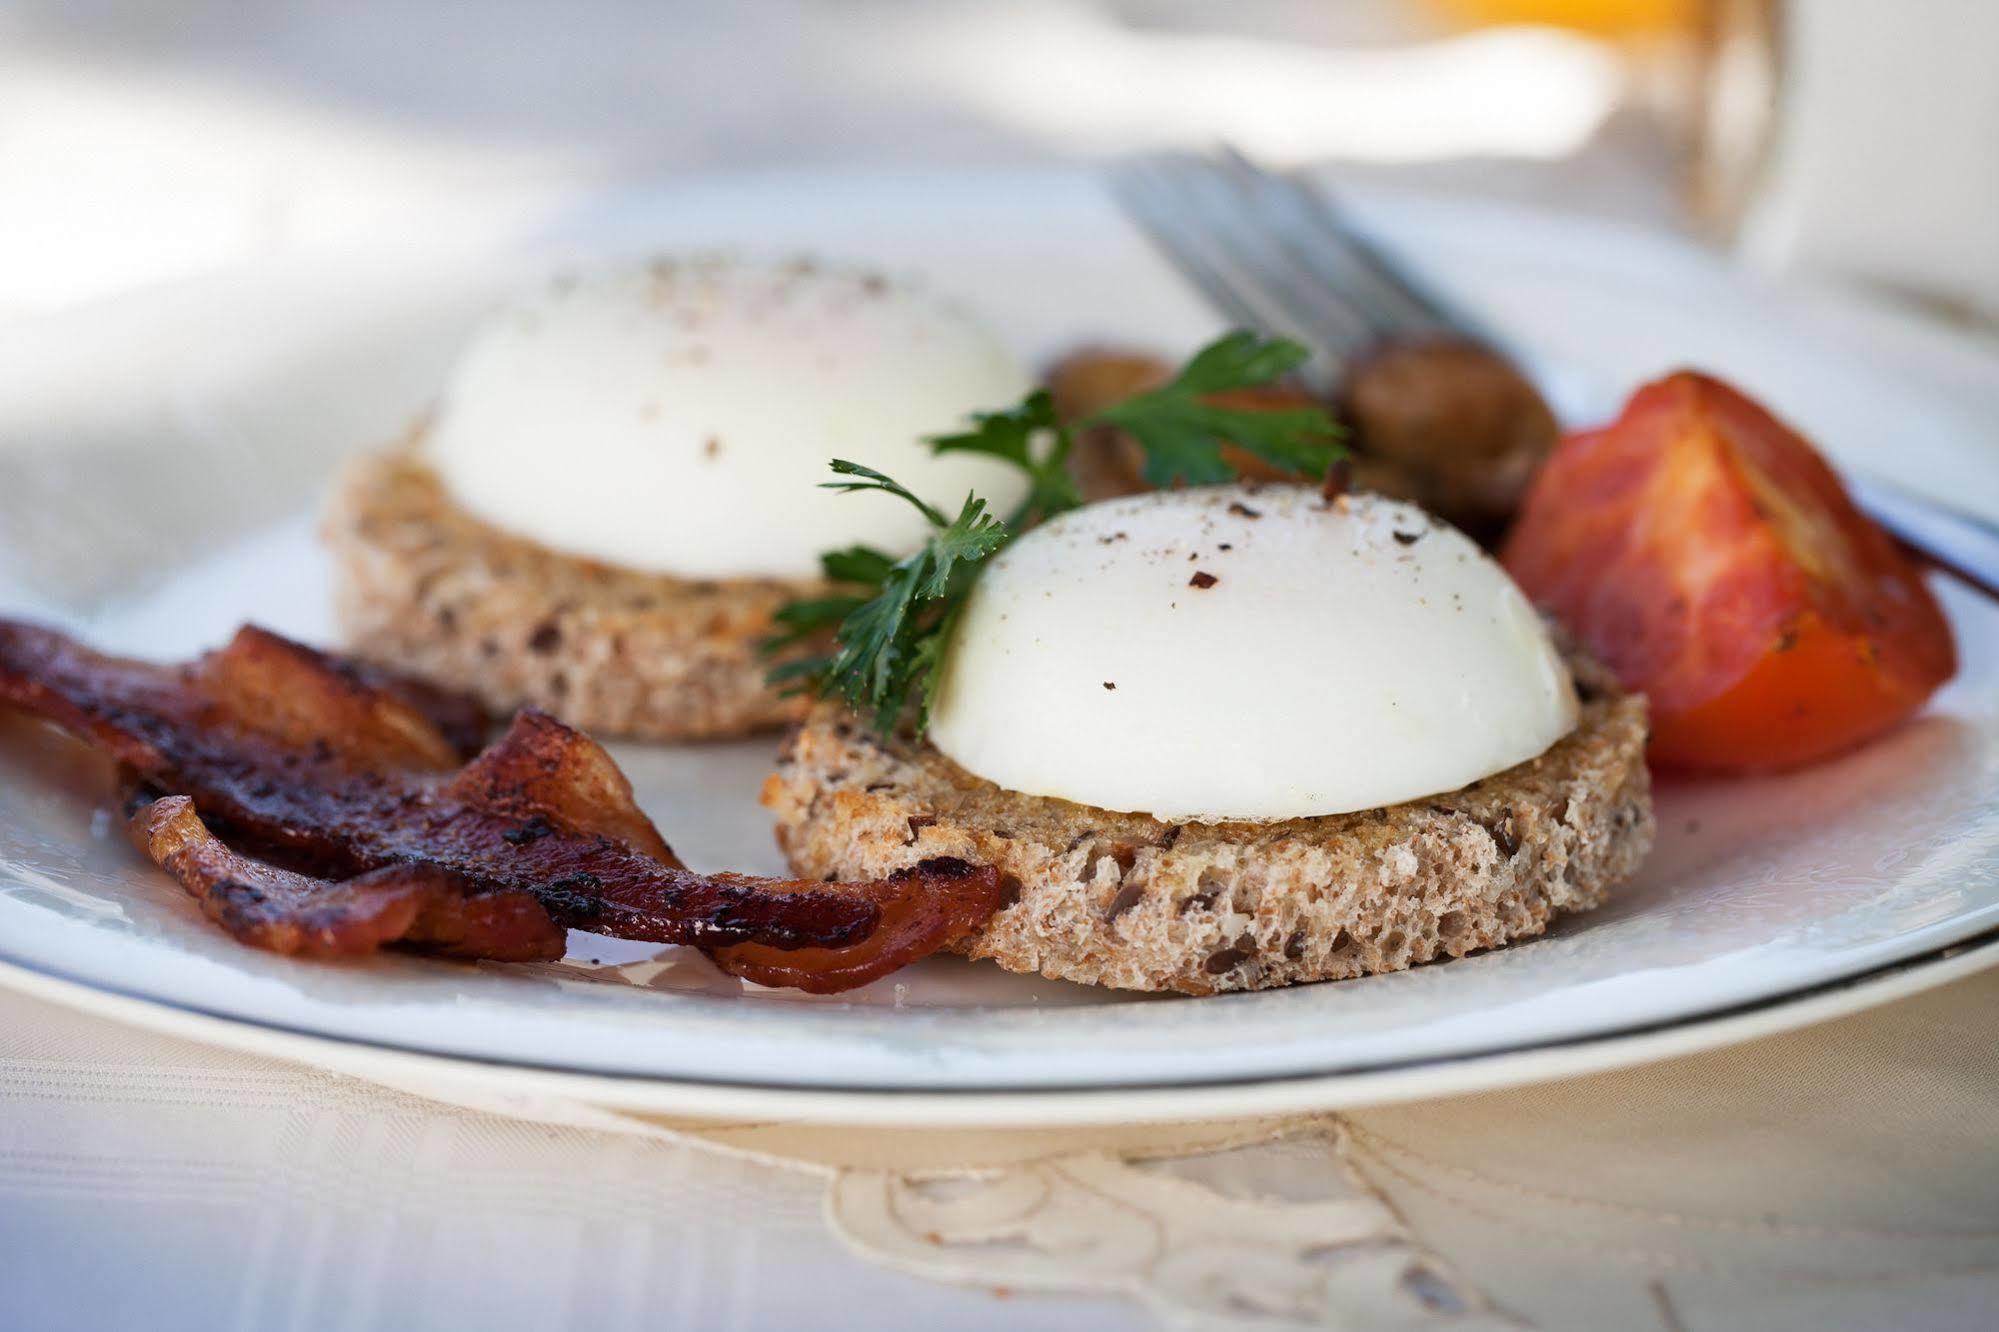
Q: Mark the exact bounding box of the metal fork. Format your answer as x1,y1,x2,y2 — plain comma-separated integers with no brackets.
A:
1108,146,1999,600
1110,145,1513,401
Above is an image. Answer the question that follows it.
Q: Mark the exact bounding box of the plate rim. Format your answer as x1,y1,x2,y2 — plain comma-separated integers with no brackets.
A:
2,930,1994,1126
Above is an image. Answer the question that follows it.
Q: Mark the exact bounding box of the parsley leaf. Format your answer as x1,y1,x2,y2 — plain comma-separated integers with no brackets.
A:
761,594,868,657
803,471,1009,735
1088,332,1342,487
928,389,1083,526
817,544,897,587
818,459,949,525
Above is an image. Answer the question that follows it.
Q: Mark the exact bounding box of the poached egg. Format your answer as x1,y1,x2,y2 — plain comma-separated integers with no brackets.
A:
926,484,1578,821
425,257,1033,580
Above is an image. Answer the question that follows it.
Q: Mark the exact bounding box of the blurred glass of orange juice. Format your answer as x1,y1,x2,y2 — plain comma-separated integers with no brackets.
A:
1427,0,1694,36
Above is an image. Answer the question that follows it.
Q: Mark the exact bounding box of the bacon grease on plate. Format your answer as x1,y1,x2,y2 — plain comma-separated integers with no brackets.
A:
0,620,1002,991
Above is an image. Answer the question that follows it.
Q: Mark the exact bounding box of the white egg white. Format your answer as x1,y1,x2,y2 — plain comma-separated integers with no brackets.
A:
425,256,1032,580
926,484,1579,821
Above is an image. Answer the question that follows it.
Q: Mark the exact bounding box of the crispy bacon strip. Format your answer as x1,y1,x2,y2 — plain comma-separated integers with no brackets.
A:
708,858,1006,993
132,795,564,961
197,631,491,757
0,620,1002,989
0,622,474,777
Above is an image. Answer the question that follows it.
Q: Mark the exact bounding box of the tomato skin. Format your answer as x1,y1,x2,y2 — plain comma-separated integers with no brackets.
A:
1501,371,1956,771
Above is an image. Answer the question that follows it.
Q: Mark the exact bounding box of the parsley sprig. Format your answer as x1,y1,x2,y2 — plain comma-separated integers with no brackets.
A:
764,462,1008,723
1092,333,1344,486
767,332,1344,736
928,389,1081,527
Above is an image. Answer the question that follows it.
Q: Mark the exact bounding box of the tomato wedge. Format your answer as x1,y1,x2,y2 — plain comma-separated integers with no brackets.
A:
1501,371,1956,771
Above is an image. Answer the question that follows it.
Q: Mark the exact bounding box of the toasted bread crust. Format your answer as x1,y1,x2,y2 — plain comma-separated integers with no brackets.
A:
762,658,1652,994
325,447,815,741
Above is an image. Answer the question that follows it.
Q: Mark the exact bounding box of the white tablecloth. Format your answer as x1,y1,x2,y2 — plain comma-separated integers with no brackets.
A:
6,968,1996,1331
0,985,1140,1331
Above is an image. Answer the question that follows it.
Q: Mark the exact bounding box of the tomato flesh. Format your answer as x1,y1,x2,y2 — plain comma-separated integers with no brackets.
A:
1501,371,1956,771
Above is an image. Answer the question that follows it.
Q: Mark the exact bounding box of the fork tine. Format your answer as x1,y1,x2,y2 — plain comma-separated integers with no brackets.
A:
1214,145,1496,344
1111,148,1512,395
1212,148,1454,338
1155,154,1414,357
1106,159,1271,336
1113,156,1376,395
1111,159,1352,397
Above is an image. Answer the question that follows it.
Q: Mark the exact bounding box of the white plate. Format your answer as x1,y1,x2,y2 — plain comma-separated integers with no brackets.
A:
2,167,1997,1125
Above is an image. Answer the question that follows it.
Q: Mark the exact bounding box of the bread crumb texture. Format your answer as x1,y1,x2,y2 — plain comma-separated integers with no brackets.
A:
325,445,815,741
763,654,1652,994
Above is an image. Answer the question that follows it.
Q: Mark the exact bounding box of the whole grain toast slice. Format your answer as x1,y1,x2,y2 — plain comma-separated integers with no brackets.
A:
325,445,817,741
762,654,1652,994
